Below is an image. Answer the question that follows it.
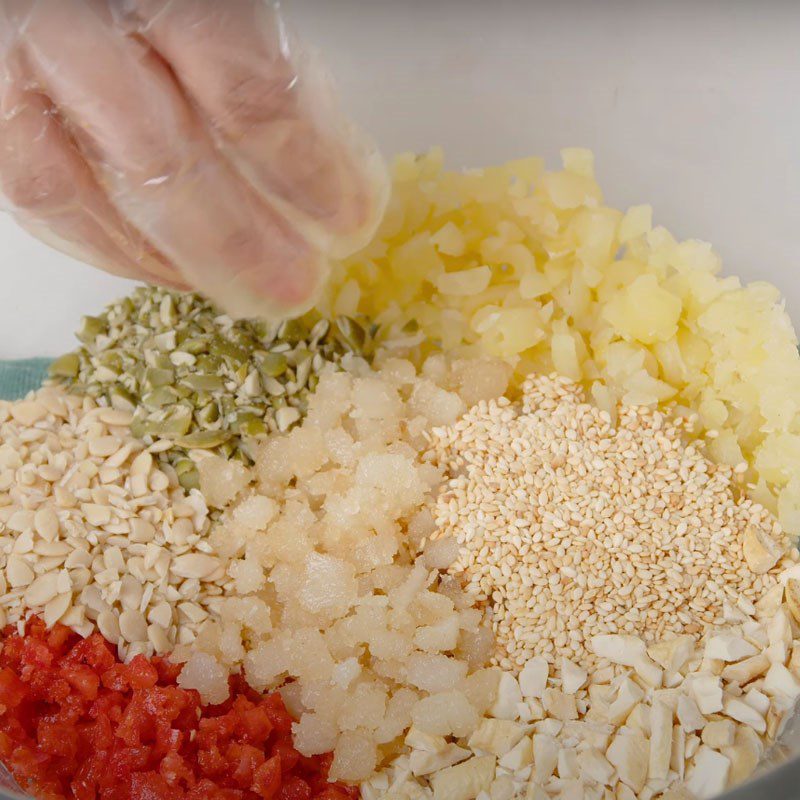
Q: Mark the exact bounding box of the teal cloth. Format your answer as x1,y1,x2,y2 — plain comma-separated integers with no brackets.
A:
0,358,52,401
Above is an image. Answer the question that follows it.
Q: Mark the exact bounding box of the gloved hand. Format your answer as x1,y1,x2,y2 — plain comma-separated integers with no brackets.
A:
0,0,388,318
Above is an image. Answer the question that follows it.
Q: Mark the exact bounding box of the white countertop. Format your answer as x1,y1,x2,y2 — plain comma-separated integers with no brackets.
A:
3,0,799,357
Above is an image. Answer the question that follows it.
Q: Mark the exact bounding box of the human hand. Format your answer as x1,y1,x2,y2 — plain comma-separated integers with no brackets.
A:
0,0,388,317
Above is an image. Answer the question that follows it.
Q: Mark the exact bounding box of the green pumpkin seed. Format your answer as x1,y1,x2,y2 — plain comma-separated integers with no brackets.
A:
174,430,232,449
49,353,80,379
335,316,366,350
178,468,200,491
51,286,370,468
257,352,288,377
143,367,174,390
77,315,107,343
142,387,179,409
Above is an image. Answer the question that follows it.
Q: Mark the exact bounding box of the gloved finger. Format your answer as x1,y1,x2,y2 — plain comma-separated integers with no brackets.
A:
21,0,323,317
0,73,182,287
123,0,389,258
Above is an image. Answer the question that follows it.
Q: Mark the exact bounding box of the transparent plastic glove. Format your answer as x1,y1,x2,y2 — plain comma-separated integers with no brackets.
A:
0,0,388,318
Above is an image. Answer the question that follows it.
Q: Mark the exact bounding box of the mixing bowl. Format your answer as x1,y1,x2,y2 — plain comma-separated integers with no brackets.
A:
1,2,798,799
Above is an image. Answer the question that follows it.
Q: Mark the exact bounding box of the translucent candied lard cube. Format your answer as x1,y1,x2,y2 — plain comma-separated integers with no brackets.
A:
414,615,460,652
250,500,314,566
352,528,400,572
219,596,271,634
228,557,265,594
422,535,460,569
177,651,230,705
293,712,339,756
218,622,245,664
404,652,468,693
257,425,328,487
388,563,430,613
374,687,419,744
298,552,358,618
329,731,378,782
338,680,389,731
408,379,465,426
462,668,502,715
242,633,291,690
351,376,403,420
377,357,417,387
198,455,251,508
409,590,457,626
304,370,354,430
451,357,512,406
323,427,358,468
286,628,335,682
411,690,479,737
457,624,496,669
232,493,277,530
368,628,413,662
355,452,426,512
406,507,437,548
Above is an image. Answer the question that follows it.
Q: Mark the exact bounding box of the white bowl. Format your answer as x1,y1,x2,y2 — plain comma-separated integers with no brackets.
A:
0,3,798,798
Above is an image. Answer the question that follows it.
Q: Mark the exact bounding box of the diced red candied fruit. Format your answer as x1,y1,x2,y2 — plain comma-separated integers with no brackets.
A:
0,618,357,800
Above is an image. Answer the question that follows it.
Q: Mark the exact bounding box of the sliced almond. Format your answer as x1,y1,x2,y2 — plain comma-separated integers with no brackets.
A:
33,507,60,541
97,609,120,643
6,555,34,588
146,623,171,653
541,688,577,722
43,592,72,628
170,553,220,580
766,703,788,740
788,645,800,679
766,609,792,664
119,609,148,643
742,687,771,715
429,756,495,800
130,451,153,477
24,572,60,606
498,737,533,771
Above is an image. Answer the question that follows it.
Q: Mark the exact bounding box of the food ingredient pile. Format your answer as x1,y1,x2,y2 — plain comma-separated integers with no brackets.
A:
1,149,800,800
0,616,356,800
52,287,373,488
427,373,789,673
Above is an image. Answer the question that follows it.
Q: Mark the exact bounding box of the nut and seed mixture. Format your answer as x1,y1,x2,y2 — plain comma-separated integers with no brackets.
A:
0,386,240,660
366,572,800,800
427,374,793,673
50,285,374,489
